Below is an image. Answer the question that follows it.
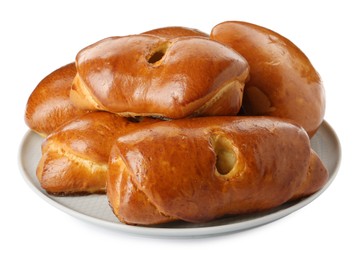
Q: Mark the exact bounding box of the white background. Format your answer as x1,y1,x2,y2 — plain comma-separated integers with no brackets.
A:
1,0,357,259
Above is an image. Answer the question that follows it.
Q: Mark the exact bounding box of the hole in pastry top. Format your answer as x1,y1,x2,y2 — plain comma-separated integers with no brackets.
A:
147,42,170,65
211,134,237,175
127,116,144,123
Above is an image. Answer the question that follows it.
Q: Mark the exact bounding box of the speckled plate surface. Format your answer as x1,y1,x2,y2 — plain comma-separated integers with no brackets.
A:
18,120,340,237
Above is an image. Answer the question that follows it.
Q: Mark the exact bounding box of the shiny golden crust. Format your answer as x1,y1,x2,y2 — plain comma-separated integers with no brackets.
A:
107,117,328,225
210,21,325,137
70,35,249,119
25,63,87,136
291,150,329,200
25,23,330,226
36,112,159,195
142,26,209,38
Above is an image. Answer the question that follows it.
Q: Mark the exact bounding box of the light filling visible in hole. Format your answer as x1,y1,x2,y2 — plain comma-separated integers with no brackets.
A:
147,44,169,64
212,135,237,175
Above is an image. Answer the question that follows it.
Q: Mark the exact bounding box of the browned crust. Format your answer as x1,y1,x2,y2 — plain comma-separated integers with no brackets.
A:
71,35,249,119
25,63,87,136
107,117,328,225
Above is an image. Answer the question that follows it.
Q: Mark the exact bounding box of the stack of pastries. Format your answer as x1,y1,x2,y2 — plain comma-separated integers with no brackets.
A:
25,21,328,226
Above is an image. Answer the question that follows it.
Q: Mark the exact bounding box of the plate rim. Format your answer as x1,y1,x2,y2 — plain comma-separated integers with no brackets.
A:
18,120,341,238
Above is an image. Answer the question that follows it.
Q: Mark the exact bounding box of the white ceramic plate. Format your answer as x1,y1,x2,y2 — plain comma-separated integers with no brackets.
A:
18,121,341,237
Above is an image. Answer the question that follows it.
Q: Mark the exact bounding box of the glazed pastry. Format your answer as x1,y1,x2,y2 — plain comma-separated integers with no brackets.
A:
25,63,87,136
70,35,249,119
107,116,328,225
210,21,325,137
142,26,209,38
36,112,158,195
291,150,329,200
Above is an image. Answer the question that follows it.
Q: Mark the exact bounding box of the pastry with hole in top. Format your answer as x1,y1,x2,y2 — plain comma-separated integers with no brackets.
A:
36,111,159,195
211,21,325,137
107,116,328,225
70,35,249,119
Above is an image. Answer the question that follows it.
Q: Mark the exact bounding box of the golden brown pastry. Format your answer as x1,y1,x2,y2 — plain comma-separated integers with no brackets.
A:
25,63,87,136
107,116,328,225
142,26,209,38
70,35,249,119
290,150,329,200
36,112,159,195
210,21,325,137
